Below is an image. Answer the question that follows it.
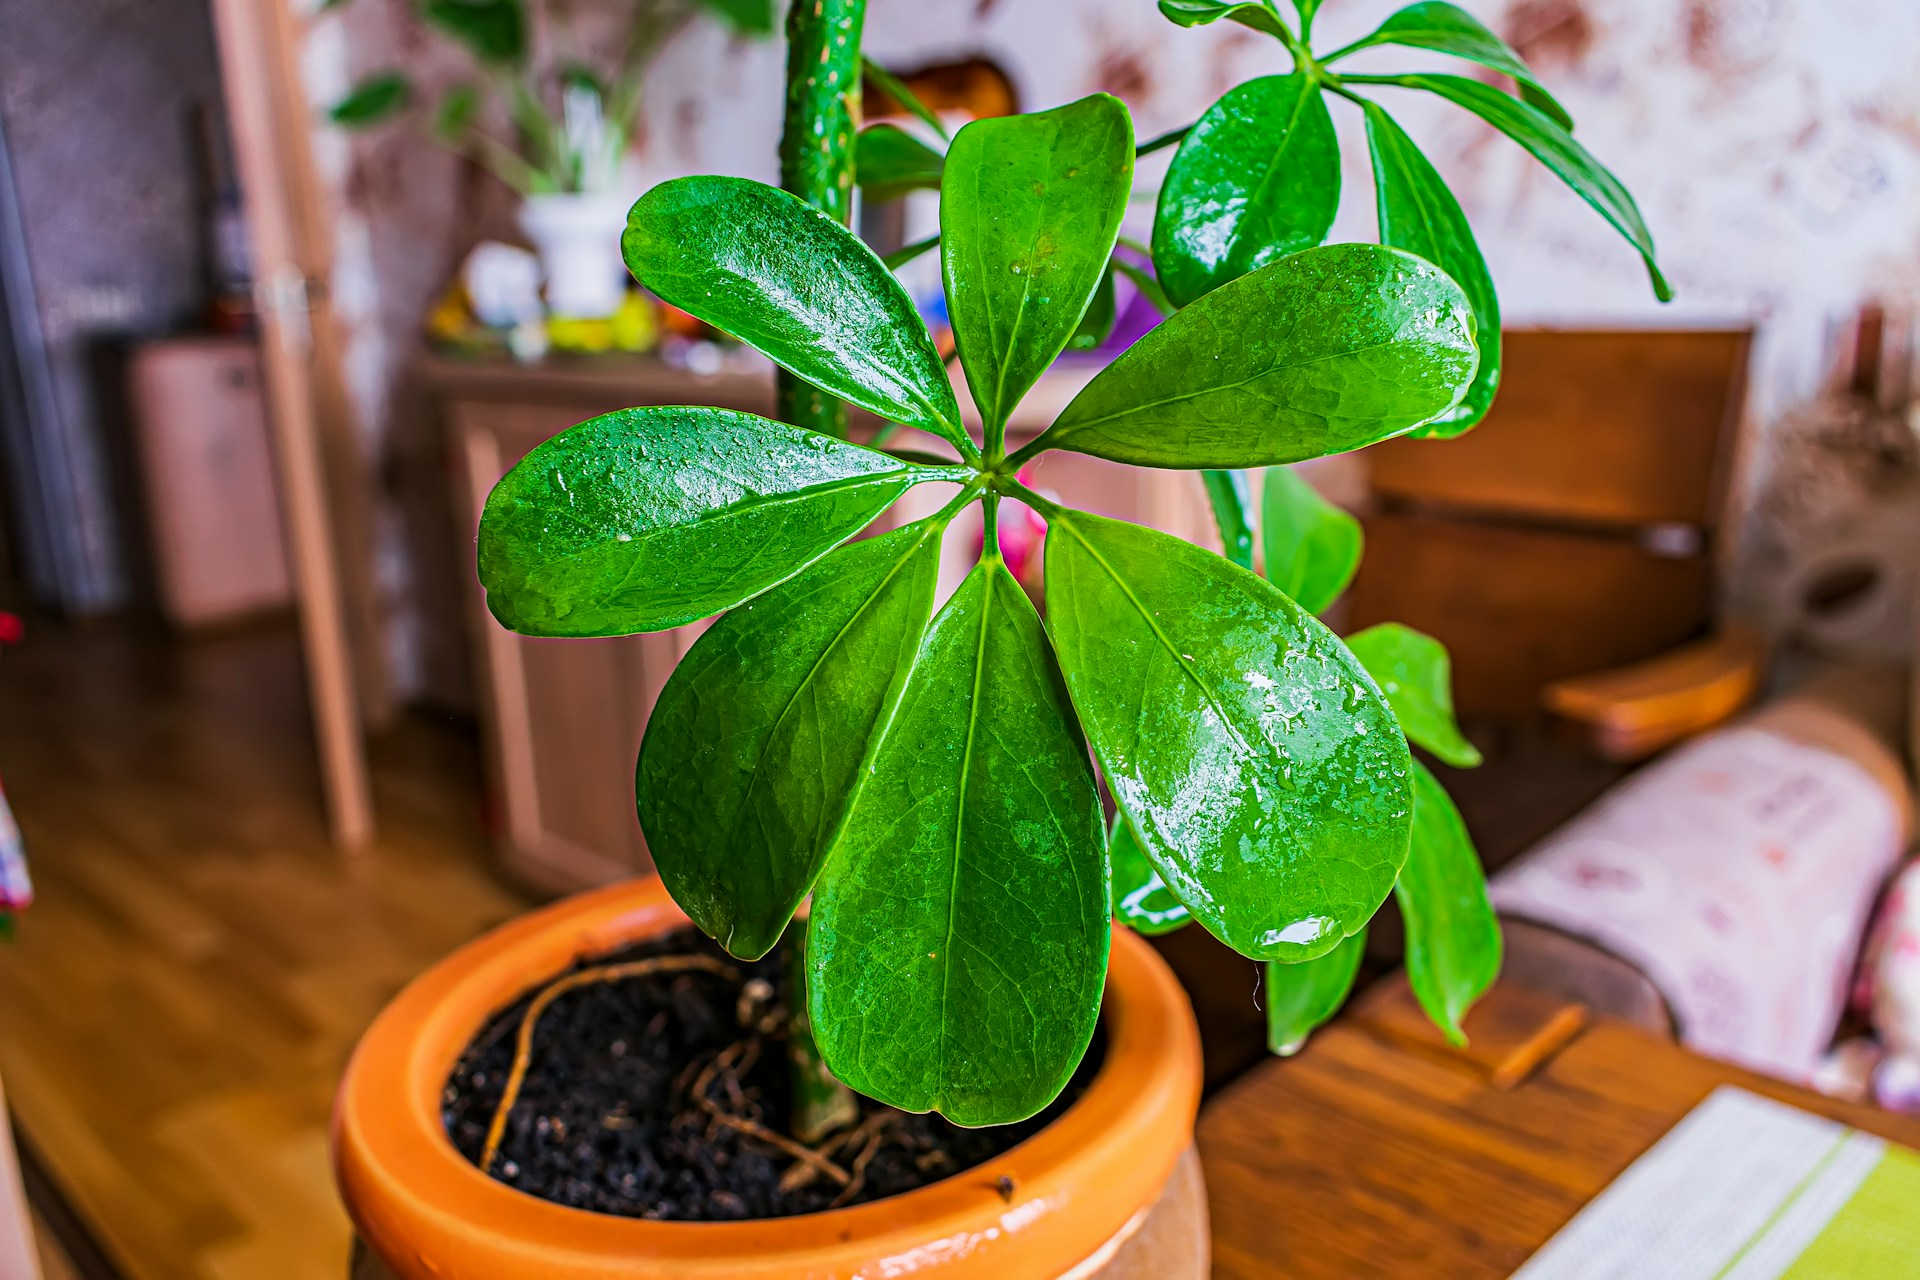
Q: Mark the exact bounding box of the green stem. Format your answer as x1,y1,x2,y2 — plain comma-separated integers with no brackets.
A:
776,0,868,437
884,233,939,269
785,932,857,1143
1136,124,1191,158
1201,470,1256,570
982,491,1002,560
776,0,869,1145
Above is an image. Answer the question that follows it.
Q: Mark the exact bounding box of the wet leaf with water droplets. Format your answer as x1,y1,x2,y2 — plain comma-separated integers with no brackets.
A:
638,519,946,960
1152,72,1339,307
1032,243,1479,468
1044,507,1412,961
942,94,1132,437
807,561,1109,1125
478,406,924,636
1364,101,1502,437
622,176,968,450
1111,813,1190,935
1397,760,1501,1044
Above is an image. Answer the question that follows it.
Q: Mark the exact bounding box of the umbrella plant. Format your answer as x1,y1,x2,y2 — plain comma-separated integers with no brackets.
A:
478,0,1669,1126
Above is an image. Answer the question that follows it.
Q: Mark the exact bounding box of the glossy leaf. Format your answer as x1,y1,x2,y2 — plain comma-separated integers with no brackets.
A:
1265,928,1365,1055
856,124,945,202
1044,508,1413,962
329,73,412,127
1397,761,1501,1044
808,561,1109,1126
422,0,526,65
1157,0,1291,38
1037,243,1478,468
694,0,776,34
1111,814,1191,936
622,177,969,451
478,406,926,636
1372,74,1671,301
1363,102,1501,437
1332,2,1571,130
1260,467,1361,615
942,95,1133,438
1346,623,1481,768
1152,73,1338,306
638,520,945,960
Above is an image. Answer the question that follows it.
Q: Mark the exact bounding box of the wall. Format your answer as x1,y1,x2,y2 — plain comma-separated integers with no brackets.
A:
308,0,1920,696
0,0,231,612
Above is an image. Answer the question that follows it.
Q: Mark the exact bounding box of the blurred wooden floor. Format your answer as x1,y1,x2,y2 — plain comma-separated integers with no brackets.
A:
0,621,532,1280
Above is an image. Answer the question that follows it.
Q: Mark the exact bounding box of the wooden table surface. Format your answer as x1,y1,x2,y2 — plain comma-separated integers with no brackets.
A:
1199,979,1920,1279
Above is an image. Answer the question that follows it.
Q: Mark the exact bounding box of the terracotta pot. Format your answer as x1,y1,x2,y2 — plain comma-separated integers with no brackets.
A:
334,879,1207,1279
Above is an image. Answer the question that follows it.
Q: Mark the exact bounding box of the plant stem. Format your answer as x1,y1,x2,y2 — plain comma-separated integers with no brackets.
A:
785,932,858,1143
776,0,867,1144
884,232,939,269
1136,124,1191,158
1201,470,1257,570
776,0,867,437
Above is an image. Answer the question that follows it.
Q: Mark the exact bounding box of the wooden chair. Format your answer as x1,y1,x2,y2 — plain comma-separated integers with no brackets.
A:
1348,327,1759,761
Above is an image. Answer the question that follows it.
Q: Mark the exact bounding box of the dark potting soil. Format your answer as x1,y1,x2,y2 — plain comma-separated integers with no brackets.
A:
442,926,1105,1221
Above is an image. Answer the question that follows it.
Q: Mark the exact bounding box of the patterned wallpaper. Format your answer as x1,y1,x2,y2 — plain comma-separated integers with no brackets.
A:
306,0,1920,695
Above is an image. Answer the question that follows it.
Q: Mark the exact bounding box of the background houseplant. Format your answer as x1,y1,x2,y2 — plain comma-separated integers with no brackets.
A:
327,0,775,317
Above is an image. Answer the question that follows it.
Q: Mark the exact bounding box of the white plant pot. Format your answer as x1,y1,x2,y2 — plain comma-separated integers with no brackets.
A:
518,192,632,320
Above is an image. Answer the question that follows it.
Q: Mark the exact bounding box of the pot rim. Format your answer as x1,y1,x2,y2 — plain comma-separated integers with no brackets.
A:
332,878,1201,1280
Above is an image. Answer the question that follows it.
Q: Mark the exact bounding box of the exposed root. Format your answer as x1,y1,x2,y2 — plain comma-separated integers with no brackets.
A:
694,1040,851,1188
479,954,739,1174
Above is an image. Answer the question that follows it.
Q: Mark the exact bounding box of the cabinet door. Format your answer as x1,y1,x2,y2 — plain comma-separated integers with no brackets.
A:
451,399,713,894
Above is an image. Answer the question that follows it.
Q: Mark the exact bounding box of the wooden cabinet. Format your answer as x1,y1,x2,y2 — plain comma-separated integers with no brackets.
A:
432,354,1215,895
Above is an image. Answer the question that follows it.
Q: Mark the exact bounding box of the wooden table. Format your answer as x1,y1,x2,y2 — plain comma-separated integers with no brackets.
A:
1199,979,1920,1279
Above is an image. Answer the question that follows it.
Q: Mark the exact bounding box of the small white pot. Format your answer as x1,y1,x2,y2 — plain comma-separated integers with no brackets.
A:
517,192,633,320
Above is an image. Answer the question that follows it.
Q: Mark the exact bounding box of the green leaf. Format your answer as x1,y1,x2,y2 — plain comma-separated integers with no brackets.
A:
1397,761,1501,1044
855,124,945,202
1035,243,1478,468
1068,262,1119,352
432,83,480,143
328,73,412,127
1260,467,1361,615
1111,814,1191,935
1367,73,1670,301
1362,102,1501,437
1044,508,1413,962
1202,470,1256,570
1152,73,1339,306
639,519,946,960
1330,2,1571,129
693,0,776,34
478,406,931,637
1158,0,1291,38
1346,623,1481,768
942,95,1133,439
623,177,969,452
862,57,951,142
808,561,1109,1126
421,0,526,65
1265,928,1365,1055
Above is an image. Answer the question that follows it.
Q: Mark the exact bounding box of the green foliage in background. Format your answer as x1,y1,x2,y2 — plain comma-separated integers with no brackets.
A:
477,0,1668,1124
325,0,771,195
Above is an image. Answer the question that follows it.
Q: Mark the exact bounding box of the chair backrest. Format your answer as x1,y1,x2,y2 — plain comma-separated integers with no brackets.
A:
1346,328,1755,718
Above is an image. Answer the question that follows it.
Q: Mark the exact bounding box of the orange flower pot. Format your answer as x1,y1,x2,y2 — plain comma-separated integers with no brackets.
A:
333,879,1207,1279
